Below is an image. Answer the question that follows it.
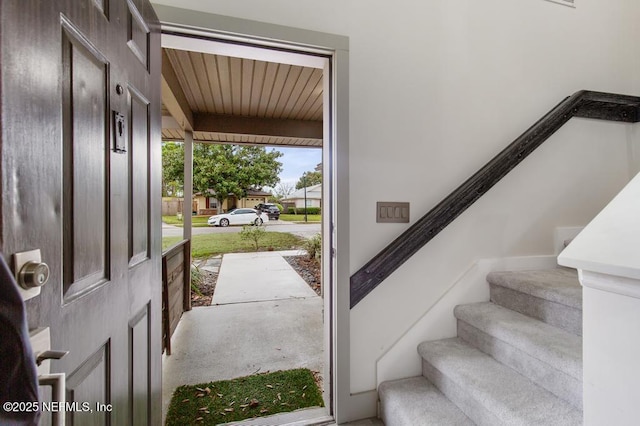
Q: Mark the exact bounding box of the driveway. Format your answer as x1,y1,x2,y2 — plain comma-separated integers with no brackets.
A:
162,219,321,239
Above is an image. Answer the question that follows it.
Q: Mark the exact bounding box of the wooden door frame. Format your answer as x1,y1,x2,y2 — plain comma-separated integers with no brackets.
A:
151,4,360,422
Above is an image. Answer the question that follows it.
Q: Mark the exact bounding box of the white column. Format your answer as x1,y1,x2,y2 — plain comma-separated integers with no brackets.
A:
579,271,640,425
183,130,193,242
559,171,640,425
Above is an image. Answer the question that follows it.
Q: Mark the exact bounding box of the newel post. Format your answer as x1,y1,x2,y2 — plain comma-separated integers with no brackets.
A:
559,171,640,425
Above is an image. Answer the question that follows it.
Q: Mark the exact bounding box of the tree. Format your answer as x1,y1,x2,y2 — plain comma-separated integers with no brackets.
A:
162,142,184,197
274,182,295,201
295,170,322,189
192,144,283,208
162,142,283,204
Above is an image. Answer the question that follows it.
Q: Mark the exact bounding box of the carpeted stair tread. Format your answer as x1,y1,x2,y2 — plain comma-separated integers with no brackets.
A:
454,302,582,380
487,268,581,309
379,377,474,426
419,338,582,425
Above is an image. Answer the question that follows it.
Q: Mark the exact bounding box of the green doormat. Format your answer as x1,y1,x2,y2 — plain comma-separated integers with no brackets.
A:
166,368,324,425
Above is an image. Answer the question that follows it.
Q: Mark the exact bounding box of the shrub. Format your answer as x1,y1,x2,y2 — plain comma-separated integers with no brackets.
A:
240,224,267,251
190,264,204,296
292,207,320,215
303,233,321,261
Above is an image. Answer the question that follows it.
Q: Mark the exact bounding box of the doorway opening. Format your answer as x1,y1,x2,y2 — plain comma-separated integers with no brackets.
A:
158,30,335,425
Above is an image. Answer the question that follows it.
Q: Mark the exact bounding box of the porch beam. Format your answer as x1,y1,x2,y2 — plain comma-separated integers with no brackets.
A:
193,113,323,140
161,50,194,131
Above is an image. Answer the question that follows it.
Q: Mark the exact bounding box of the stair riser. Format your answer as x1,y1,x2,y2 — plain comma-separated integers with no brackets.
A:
422,360,502,426
457,320,582,410
379,378,474,426
490,285,582,336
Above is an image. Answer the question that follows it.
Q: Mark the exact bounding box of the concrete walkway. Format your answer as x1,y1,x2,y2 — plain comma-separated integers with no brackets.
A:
162,250,323,421
213,250,316,304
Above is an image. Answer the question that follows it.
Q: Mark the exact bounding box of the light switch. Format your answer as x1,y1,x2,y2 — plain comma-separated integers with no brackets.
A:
377,202,410,223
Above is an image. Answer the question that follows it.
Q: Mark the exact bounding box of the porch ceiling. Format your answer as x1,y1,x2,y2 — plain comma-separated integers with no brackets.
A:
161,47,323,147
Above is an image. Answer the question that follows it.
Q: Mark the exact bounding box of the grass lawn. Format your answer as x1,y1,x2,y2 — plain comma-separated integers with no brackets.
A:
279,214,321,223
162,232,304,258
165,368,323,425
163,215,210,227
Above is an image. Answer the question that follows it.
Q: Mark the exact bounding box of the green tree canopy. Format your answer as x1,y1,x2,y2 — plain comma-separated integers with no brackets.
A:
295,170,322,189
162,142,283,204
162,142,184,197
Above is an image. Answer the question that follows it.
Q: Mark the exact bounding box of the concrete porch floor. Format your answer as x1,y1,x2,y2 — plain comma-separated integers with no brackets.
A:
162,251,324,422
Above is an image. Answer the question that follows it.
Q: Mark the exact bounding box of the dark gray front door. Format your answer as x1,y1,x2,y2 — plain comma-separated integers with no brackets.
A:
1,0,161,424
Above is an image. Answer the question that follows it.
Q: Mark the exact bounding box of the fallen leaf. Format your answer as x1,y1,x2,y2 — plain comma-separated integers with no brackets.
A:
302,385,308,390
277,393,281,401
198,407,209,411
266,384,273,389
195,417,203,421
196,387,205,392
302,393,306,398
224,408,234,412
182,399,190,403
239,404,249,408
196,393,205,398
204,387,211,395
217,393,223,398
260,409,269,414
249,398,260,407
229,401,235,406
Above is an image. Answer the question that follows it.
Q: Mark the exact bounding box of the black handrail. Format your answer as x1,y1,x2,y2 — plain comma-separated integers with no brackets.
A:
350,90,640,308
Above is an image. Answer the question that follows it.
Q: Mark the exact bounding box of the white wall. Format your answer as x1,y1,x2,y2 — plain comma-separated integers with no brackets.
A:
152,0,640,407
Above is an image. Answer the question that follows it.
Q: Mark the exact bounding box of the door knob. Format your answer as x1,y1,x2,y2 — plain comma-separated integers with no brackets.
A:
13,249,48,300
18,260,50,289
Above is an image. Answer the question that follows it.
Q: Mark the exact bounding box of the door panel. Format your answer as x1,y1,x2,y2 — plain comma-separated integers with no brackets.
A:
130,305,150,426
66,343,110,426
1,1,161,425
129,86,150,266
61,16,111,299
126,0,150,71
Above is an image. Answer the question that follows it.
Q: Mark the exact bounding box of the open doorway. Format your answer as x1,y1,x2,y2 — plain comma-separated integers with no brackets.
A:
158,30,334,425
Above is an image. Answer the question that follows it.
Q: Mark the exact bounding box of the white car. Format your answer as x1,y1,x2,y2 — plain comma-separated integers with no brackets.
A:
207,208,269,227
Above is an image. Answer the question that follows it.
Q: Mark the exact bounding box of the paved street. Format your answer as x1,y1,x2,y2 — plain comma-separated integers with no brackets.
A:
162,219,321,239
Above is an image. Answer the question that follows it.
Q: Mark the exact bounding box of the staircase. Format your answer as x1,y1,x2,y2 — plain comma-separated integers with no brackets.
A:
378,267,583,425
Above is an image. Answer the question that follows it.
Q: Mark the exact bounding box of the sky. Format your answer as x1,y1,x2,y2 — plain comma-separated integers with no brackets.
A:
271,146,322,188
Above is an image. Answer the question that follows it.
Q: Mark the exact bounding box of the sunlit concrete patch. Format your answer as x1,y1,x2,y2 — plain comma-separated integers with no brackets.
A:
213,251,316,304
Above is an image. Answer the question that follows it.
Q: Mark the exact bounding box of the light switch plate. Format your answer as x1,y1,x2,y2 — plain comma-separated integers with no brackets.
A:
377,202,410,223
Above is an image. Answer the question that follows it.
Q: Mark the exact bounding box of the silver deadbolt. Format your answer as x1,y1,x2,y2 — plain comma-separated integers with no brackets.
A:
14,249,49,299
19,260,50,289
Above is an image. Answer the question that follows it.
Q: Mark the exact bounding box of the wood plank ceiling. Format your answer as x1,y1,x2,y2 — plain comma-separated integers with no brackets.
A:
161,48,323,147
